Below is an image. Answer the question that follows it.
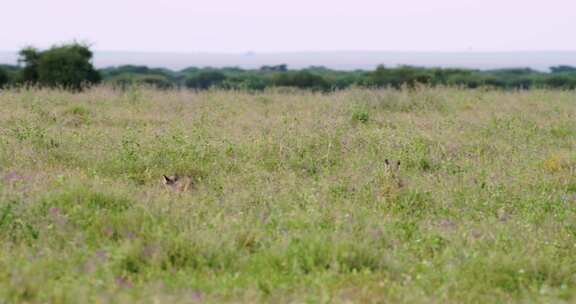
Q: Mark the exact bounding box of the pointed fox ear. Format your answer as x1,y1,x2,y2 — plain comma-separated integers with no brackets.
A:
397,160,401,167
163,175,173,183
384,159,390,166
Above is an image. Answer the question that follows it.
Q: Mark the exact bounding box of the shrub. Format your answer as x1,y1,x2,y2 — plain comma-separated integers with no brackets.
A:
185,71,227,89
0,68,8,88
18,43,101,90
271,71,328,90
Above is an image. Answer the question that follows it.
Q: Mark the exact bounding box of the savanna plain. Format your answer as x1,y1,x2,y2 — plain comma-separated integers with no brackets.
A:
0,86,575,303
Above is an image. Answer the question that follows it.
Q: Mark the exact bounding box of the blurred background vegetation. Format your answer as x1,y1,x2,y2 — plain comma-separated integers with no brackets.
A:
1,43,576,91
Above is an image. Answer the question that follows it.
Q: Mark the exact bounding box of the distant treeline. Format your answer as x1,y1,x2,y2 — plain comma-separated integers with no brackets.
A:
1,43,576,90
98,64,576,90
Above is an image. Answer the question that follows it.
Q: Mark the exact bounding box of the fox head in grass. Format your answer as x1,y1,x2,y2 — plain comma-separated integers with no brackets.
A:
162,175,193,192
378,159,404,201
384,159,403,188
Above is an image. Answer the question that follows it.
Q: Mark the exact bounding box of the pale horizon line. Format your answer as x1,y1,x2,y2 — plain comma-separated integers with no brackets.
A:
2,49,576,55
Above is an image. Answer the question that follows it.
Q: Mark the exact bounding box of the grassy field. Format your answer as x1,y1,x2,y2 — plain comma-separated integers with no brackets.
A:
0,86,575,303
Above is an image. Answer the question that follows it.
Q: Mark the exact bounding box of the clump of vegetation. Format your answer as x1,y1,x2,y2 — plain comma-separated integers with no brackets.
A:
0,86,575,303
185,70,227,89
17,42,100,90
351,107,370,124
0,67,9,88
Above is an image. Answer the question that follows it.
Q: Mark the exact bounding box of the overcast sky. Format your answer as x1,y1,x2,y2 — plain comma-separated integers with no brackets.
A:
1,0,575,53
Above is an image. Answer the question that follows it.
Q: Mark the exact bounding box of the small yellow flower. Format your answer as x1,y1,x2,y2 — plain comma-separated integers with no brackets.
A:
543,155,563,172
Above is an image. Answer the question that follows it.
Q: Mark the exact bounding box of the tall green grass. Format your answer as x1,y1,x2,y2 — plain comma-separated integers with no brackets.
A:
0,86,575,303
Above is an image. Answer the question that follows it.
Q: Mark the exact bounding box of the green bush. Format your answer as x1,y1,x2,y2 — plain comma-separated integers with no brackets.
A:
185,71,227,89
271,71,329,91
0,67,8,88
18,43,101,90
